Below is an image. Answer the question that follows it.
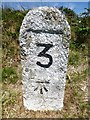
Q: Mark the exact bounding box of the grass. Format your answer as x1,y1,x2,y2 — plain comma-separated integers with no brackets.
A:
2,90,17,106
68,50,80,66
71,69,88,83
2,67,18,84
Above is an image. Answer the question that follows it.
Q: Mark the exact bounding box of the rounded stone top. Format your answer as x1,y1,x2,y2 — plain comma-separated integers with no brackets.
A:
19,6,71,39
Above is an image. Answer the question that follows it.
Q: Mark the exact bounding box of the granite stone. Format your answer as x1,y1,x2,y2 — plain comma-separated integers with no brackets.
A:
19,6,71,111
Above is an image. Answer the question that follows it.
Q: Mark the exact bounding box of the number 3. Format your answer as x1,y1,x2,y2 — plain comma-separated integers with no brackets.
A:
36,43,53,68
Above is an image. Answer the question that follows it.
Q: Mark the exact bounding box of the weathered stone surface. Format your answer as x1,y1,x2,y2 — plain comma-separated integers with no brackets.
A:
19,7,71,111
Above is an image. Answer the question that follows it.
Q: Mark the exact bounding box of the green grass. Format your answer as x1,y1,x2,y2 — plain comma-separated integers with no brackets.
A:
2,90,17,106
2,67,18,84
68,50,79,66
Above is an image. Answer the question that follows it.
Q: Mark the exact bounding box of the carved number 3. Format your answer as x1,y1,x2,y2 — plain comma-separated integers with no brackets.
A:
36,43,53,68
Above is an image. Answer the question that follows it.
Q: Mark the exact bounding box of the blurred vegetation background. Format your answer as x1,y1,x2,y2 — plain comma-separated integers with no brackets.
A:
1,5,90,118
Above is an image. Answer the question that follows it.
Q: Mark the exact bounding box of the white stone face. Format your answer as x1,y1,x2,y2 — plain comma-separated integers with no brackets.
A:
19,7,71,111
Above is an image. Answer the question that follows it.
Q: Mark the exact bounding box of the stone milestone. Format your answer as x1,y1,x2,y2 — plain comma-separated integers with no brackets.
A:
19,6,71,111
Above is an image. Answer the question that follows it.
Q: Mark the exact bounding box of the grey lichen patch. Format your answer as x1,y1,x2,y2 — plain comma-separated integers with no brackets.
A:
19,6,71,111
43,9,60,22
